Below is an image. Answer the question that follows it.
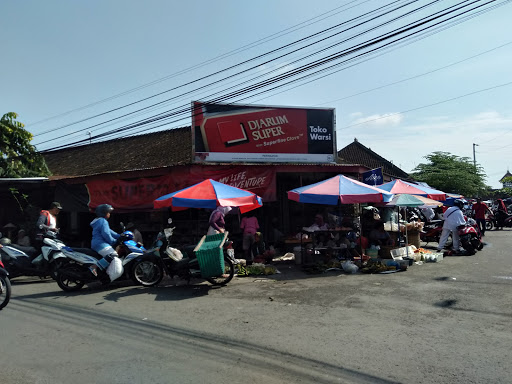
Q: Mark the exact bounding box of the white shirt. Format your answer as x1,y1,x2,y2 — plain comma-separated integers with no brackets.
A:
442,207,466,230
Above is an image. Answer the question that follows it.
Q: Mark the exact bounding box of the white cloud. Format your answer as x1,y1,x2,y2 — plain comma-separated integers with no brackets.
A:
351,112,403,126
338,110,512,189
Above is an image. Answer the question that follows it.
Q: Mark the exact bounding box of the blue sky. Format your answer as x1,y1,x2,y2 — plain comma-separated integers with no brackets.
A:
2,0,511,188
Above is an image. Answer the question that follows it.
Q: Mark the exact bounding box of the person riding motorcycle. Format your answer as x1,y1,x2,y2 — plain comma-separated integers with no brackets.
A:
437,199,466,253
90,204,120,276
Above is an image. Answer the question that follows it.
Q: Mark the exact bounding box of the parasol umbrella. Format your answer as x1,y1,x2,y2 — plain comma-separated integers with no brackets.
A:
379,179,446,201
287,174,393,205
288,175,393,262
383,194,442,257
153,179,262,213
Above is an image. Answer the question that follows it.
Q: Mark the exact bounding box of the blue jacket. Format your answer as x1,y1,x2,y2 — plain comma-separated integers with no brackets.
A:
90,217,120,252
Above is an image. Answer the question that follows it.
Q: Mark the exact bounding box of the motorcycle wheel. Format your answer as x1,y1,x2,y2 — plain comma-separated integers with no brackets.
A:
0,275,12,310
131,260,164,287
485,220,494,231
49,259,66,280
56,265,85,292
206,256,235,286
461,240,476,256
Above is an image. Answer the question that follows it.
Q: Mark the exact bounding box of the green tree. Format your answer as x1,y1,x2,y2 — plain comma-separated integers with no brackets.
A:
410,151,488,197
0,112,50,177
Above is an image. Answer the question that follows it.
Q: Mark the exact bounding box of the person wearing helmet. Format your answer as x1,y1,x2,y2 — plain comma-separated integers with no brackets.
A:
437,199,466,253
90,204,120,273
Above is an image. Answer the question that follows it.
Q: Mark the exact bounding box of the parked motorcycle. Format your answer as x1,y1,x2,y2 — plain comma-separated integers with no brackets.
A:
458,218,484,255
0,247,12,310
55,230,158,292
146,218,235,286
420,218,482,255
0,230,66,279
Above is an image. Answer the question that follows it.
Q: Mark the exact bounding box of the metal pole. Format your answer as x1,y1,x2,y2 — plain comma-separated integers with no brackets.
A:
473,143,479,168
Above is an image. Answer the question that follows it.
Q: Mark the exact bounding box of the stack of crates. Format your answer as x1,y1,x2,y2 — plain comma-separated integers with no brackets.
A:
193,232,227,278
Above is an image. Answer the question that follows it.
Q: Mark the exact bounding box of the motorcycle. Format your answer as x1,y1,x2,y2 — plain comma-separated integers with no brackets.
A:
0,230,66,279
0,246,12,310
420,219,444,245
420,217,482,255
457,217,484,255
147,218,235,286
55,230,159,292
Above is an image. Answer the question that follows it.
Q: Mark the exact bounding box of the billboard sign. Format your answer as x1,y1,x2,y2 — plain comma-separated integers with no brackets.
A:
193,102,336,163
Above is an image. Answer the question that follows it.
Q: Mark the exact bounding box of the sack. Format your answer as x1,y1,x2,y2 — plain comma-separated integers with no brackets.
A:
106,256,124,282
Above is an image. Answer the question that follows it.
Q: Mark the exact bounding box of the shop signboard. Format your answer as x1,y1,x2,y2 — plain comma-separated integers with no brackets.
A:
86,166,276,210
192,101,336,163
362,167,383,186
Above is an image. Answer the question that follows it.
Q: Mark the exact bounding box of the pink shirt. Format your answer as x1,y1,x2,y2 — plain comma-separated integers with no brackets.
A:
240,216,259,234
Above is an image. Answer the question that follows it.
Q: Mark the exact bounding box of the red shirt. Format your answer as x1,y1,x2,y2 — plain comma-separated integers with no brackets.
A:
472,202,489,219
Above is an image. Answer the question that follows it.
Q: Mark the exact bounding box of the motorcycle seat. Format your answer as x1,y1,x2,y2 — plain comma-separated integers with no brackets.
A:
10,244,40,258
71,248,102,259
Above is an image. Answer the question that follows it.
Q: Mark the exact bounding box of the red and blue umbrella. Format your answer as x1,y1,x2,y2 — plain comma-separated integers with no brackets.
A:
378,179,446,201
287,174,394,205
154,179,262,213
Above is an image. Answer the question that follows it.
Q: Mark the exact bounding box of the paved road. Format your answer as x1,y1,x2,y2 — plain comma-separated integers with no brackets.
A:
1,229,511,384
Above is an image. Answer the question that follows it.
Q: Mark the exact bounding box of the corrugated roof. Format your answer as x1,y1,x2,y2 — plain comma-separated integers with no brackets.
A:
337,138,409,179
43,127,192,178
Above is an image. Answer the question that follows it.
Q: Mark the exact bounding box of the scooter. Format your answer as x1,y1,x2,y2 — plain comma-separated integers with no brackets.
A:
457,218,484,255
146,218,235,286
0,247,12,310
55,230,158,292
0,230,67,279
420,220,444,245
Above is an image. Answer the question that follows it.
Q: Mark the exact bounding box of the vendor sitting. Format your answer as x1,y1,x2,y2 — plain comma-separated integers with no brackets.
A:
369,221,393,246
252,232,275,264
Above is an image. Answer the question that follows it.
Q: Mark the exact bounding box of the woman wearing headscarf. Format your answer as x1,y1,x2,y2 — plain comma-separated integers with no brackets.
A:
496,199,509,230
207,206,232,235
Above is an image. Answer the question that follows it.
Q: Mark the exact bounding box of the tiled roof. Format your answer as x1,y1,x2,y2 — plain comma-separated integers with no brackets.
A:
337,139,409,179
43,127,192,178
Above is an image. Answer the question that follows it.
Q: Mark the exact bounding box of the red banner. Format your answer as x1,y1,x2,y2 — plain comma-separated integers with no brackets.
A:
86,166,276,210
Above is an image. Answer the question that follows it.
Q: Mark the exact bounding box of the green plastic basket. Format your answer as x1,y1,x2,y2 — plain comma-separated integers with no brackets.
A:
194,233,228,278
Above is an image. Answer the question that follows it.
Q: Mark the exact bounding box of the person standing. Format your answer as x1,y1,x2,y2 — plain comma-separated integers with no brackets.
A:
471,198,492,235
126,222,144,245
207,206,232,235
495,199,509,230
16,229,31,247
240,213,259,263
437,199,466,253
35,201,62,247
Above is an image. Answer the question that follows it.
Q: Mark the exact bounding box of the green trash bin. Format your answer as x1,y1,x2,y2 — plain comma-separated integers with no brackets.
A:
194,232,227,278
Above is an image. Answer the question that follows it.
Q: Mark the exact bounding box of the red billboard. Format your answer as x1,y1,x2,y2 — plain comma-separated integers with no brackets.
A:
192,102,336,163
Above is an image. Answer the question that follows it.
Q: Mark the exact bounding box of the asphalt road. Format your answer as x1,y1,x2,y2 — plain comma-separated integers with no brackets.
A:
1,229,511,384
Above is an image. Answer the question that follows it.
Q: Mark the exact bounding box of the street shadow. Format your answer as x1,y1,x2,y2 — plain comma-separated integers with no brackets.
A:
11,298,403,384
434,299,511,318
9,277,55,285
102,283,213,303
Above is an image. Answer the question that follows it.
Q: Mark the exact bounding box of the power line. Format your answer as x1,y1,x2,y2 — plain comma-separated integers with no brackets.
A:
27,0,371,127
33,0,404,136
39,0,509,151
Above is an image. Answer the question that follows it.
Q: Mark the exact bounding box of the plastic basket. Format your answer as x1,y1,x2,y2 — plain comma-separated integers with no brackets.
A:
194,232,227,278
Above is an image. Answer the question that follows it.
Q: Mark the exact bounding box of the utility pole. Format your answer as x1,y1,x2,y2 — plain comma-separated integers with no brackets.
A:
473,143,479,168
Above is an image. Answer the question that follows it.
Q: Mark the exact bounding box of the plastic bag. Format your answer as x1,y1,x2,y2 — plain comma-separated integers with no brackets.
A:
168,247,184,262
106,256,124,282
342,260,359,274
